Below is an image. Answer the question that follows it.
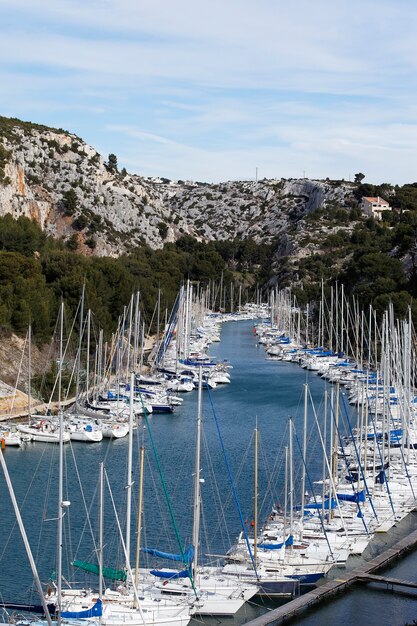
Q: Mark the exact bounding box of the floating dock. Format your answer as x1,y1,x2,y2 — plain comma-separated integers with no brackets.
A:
245,525,417,625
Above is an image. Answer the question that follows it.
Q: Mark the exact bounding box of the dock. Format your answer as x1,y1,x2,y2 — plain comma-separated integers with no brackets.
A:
245,526,417,625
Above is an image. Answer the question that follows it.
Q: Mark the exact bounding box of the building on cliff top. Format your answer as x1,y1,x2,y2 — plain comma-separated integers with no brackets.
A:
361,196,391,220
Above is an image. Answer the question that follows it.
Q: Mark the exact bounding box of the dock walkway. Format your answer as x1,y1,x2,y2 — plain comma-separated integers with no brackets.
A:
245,526,417,625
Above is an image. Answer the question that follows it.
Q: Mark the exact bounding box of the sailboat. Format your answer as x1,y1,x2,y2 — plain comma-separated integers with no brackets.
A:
17,321,70,444
48,462,192,626
222,425,299,597
139,368,259,615
47,372,192,626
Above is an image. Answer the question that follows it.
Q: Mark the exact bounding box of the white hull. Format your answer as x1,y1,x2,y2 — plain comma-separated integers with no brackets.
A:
17,424,70,443
68,428,103,442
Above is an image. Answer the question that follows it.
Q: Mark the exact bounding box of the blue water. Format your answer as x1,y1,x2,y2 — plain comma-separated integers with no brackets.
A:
1,320,416,625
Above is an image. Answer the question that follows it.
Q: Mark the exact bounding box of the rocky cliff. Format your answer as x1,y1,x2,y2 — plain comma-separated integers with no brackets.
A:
0,116,356,255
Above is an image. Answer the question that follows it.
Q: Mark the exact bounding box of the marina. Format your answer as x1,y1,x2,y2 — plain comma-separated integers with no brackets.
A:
245,525,417,626
1,297,417,625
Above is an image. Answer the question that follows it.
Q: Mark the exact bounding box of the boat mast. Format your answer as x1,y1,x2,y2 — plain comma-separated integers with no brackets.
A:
289,418,294,542
75,282,85,400
99,462,104,603
85,309,91,401
28,323,32,423
322,389,328,521
283,445,288,543
134,444,145,608
125,372,135,572
300,384,308,538
253,421,258,568
57,301,64,626
192,367,203,574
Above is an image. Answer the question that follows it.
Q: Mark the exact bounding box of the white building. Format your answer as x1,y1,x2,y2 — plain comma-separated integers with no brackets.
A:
361,196,391,220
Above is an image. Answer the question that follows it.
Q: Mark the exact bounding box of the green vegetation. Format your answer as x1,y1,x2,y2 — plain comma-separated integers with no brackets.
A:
275,188,417,324
158,221,169,239
107,153,118,173
0,216,237,344
62,188,78,215
0,115,69,143
0,141,11,185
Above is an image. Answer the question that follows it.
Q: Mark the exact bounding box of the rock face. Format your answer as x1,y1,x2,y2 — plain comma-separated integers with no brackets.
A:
0,116,356,255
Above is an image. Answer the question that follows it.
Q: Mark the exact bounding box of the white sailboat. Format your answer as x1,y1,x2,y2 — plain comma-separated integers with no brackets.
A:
141,368,259,615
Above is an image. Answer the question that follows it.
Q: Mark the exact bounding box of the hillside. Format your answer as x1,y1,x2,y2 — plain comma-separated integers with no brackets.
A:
0,115,358,255
1,114,417,332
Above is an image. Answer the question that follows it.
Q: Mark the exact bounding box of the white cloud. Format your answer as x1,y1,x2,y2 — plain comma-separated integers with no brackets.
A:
1,0,417,184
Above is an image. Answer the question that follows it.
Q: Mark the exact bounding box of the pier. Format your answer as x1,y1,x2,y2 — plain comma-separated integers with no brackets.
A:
245,525,417,625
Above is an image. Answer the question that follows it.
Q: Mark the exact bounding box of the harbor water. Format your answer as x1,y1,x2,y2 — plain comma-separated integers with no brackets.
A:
0,319,416,625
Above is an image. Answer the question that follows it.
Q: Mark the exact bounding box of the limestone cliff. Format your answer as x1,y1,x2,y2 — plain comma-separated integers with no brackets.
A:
0,116,356,255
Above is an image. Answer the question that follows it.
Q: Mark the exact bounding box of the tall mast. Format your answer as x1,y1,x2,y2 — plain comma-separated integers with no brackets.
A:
192,367,203,573
75,282,85,399
126,295,134,379
300,384,308,538
289,418,294,540
57,301,64,626
28,323,32,422
254,422,258,567
134,445,145,608
283,445,288,543
322,389,328,521
85,309,91,400
99,462,104,602
157,286,161,357
125,372,135,571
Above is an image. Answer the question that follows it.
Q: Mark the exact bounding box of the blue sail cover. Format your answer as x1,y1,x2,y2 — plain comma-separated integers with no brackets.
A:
61,598,102,619
150,569,190,579
257,535,294,550
142,545,194,564
337,490,366,503
305,498,337,510
180,358,216,367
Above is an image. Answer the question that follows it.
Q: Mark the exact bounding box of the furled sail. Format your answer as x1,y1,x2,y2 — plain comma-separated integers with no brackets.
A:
305,498,337,510
150,569,190,579
72,560,127,581
337,490,366,503
142,544,194,564
257,535,294,550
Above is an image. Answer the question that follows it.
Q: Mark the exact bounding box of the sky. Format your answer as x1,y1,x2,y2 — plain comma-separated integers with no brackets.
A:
1,0,417,185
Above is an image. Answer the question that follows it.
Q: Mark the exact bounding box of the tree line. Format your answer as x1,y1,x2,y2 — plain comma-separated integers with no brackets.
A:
0,216,267,343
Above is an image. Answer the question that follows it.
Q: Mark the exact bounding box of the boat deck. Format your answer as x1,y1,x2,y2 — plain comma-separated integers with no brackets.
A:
245,524,417,625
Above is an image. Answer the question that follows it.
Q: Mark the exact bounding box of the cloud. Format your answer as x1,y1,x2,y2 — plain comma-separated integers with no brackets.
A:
1,0,417,184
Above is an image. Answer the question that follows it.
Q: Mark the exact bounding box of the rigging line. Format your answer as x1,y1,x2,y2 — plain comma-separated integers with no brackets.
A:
307,387,349,535
365,400,396,518
258,425,287,516
206,385,259,580
138,391,198,597
9,329,28,415
340,394,381,522
201,429,234,555
104,469,146,623
259,419,289,515
206,430,252,545
0,437,50,565
71,421,116,559
143,452,173,551
292,422,334,560
68,442,99,561
328,399,370,534
200,430,229,554
63,445,74,573
35,439,58,579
